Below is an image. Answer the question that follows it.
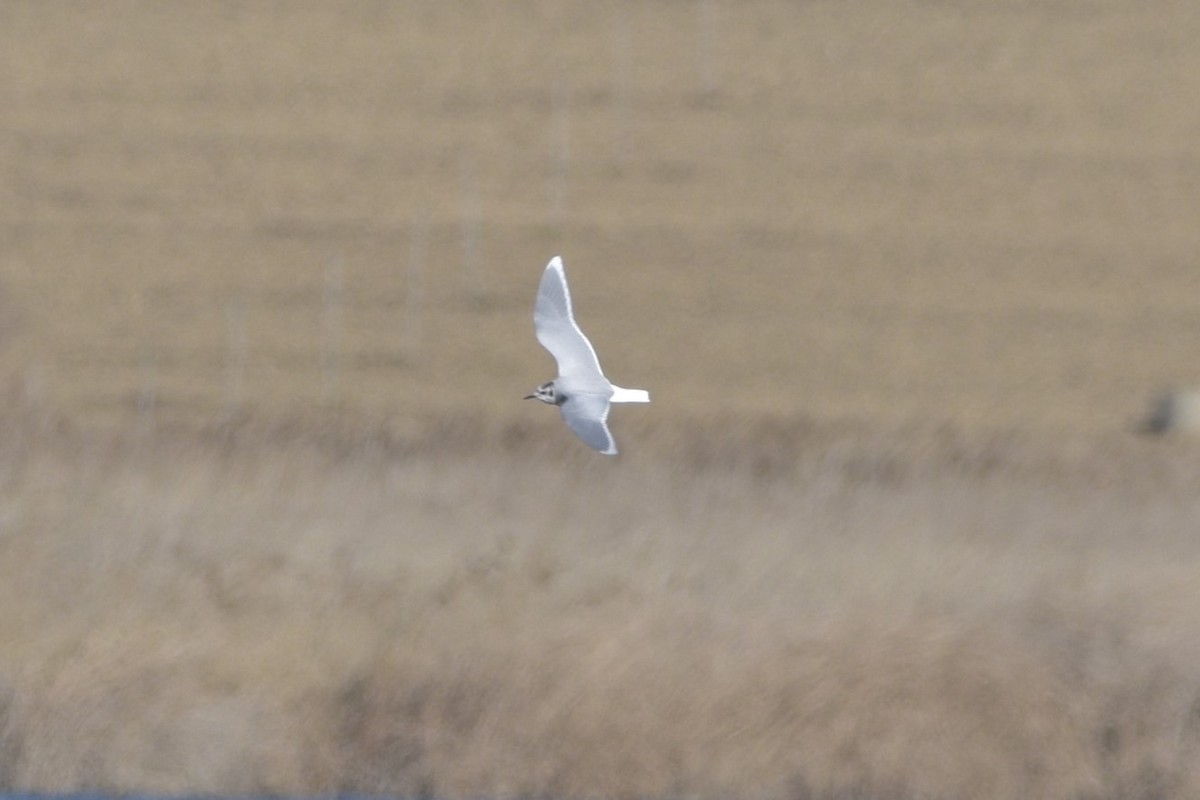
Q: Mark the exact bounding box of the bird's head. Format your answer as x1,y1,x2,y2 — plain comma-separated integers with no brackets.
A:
525,381,560,405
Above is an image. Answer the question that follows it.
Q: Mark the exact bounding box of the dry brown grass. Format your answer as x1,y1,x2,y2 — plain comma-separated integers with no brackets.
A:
3,2,1200,798
0,403,1196,798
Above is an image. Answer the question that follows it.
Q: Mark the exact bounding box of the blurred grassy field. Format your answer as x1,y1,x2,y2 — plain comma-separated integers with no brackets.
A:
2,1,1200,798
3,0,1200,433
0,410,1198,798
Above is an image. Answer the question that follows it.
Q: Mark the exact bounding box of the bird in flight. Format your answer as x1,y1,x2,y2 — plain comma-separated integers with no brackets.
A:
525,256,649,454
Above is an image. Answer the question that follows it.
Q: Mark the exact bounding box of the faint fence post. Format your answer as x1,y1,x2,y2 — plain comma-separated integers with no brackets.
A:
133,288,158,427
459,153,484,301
549,77,572,236
137,346,158,426
404,213,428,357
224,297,247,418
696,0,721,99
21,361,47,410
611,4,633,166
321,254,344,405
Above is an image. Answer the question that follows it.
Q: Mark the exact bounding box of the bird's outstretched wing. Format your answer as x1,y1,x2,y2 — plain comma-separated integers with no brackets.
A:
560,393,617,455
534,257,608,388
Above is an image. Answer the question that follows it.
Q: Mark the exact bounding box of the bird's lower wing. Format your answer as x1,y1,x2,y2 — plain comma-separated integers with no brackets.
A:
560,394,617,455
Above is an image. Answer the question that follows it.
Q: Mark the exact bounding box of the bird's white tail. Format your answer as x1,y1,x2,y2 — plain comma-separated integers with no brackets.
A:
611,386,650,403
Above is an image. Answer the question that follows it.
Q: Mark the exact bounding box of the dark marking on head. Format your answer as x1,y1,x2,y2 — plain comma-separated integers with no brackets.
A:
526,381,566,406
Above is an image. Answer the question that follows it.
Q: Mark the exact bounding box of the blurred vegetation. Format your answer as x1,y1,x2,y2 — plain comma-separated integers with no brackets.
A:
2,2,1200,798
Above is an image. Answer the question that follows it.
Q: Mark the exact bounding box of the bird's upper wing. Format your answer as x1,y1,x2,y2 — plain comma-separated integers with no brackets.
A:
534,257,608,387
560,393,617,455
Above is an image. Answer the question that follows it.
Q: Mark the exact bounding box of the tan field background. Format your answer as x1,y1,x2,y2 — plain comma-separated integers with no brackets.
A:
2,1,1200,798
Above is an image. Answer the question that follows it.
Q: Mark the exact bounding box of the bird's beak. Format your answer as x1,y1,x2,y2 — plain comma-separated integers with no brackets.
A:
523,393,536,400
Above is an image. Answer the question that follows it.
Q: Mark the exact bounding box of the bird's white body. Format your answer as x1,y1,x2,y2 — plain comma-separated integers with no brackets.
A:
526,256,649,454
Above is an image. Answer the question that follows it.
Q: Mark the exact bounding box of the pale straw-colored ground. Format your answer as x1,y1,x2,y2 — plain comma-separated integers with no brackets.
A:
2,2,1200,797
